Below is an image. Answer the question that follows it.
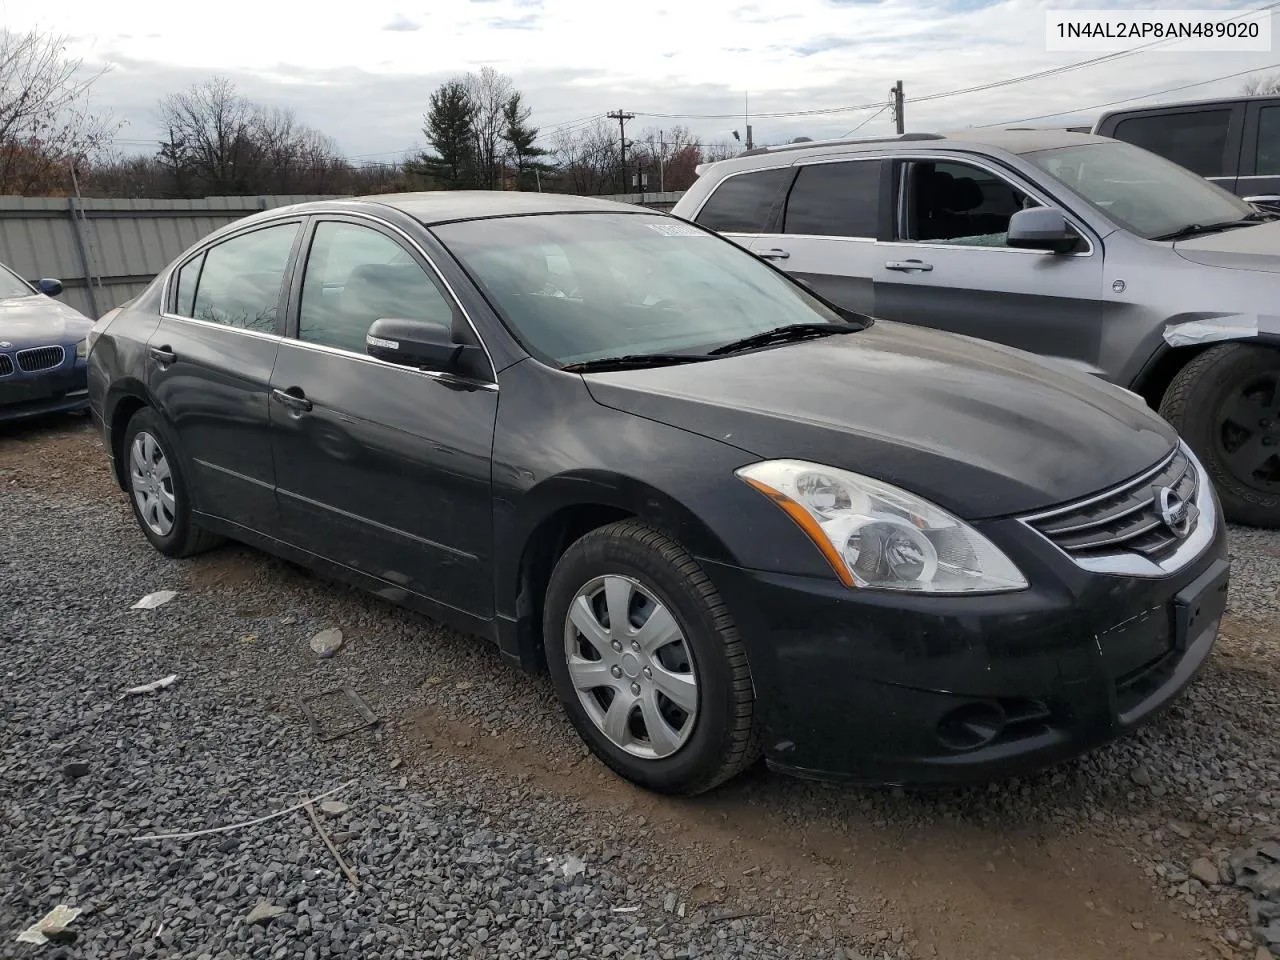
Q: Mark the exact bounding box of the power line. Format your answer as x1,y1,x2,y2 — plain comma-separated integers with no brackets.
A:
840,105,888,138
986,61,1280,126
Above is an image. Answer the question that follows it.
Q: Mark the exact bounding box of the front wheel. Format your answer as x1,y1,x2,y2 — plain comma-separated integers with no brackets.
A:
543,520,760,795
1159,343,1280,527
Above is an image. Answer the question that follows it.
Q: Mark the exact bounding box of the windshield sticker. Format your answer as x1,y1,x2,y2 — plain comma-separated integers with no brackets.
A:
646,223,703,237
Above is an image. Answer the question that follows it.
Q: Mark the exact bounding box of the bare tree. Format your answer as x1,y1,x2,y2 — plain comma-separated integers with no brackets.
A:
1242,74,1280,96
0,27,119,194
466,66,514,189
548,118,619,195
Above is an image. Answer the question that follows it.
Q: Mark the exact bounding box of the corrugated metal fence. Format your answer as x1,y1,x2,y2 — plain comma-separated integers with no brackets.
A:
0,191,687,319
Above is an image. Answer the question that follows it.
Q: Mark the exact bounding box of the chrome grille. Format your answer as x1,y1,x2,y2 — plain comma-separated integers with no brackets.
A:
1025,448,1199,561
0,354,11,376
16,345,64,372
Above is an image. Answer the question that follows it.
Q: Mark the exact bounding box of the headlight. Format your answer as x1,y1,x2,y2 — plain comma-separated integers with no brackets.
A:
75,338,88,359
737,460,1028,593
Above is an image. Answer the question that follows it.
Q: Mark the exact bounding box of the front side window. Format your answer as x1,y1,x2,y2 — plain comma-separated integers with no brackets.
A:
693,168,789,233
0,263,34,300
1112,109,1231,178
297,222,456,354
901,160,1037,247
435,213,848,366
1256,106,1280,176
1028,141,1252,240
783,160,881,238
191,223,299,333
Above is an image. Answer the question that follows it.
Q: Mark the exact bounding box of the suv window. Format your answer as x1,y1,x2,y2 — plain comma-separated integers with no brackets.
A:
1111,109,1231,177
783,160,880,238
1257,106,1280,176
694,168,789,233
901,160,1037,247
298,221,456,354
191,223,299,333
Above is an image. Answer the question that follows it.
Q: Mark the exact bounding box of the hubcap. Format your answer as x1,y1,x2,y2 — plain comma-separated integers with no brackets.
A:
1215,370,1280,495
129,431,176,537
563,575,699,759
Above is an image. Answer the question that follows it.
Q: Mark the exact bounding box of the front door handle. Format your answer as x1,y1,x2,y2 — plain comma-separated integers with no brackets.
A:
885,259,933,273
271,386,313,413
148,345,176,364
758,248,791,261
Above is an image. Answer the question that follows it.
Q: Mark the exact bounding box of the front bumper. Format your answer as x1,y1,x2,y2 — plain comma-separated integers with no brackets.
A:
0,361,89,423
701,514,1229,787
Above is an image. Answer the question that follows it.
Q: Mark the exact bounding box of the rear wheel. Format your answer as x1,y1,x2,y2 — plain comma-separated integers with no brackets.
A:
543,520,760,795
1160,343,1280,527
123,407,223,557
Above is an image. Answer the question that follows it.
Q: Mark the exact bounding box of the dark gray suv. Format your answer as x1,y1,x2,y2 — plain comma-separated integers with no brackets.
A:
674,129,1280,527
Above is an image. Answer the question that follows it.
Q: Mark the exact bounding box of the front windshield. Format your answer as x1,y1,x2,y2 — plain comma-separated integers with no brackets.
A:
433,212,850,365
0,264,34,300
1026,140,1254,240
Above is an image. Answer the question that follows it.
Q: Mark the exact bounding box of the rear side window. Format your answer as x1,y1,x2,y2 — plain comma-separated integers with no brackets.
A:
173,254,202,318
783,160,881,238
191,223,300,333
1111,109,1231,177
1256,106,1280,175
693,168,789,233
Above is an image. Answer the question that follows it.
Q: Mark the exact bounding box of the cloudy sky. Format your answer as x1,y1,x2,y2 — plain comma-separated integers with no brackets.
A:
5,0,1280,162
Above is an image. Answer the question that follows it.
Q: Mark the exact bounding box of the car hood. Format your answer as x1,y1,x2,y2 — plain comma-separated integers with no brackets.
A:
1173,220,1280,273
0,294,93,346
583,321,1177,520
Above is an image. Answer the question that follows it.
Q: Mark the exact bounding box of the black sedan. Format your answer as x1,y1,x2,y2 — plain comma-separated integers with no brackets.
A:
86,193,1228,794
0,263,94,422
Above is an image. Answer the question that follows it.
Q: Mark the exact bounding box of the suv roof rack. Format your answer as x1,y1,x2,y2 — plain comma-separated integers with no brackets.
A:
738,132,945,158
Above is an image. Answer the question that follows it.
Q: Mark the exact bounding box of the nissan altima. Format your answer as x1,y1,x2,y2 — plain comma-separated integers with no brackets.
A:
86,192,1229,794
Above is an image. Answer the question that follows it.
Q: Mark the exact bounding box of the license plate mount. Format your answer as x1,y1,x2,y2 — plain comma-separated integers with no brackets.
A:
1172,558,1230,651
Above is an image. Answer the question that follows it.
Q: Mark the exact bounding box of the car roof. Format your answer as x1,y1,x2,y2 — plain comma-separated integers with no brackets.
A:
349,191,644,226
1097,93,1279,119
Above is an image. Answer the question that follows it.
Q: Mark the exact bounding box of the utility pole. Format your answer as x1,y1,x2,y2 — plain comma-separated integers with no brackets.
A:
607,108,635,193
890,80,905,135
744,92,753,150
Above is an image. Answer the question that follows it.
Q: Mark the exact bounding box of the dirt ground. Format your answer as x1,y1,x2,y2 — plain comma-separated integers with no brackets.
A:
5,413,1275,960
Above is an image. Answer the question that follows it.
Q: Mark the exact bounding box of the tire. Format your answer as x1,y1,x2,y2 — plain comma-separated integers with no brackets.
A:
1159,343,1280,528
122,407,223,557
543,520,760,795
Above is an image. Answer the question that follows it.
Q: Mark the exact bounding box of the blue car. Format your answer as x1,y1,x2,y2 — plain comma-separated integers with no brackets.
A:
0,262,95,423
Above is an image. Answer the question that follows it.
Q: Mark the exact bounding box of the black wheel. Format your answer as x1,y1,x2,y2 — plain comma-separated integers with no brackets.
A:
543,520,760,795
1159,343,1280,527
122,407,223,557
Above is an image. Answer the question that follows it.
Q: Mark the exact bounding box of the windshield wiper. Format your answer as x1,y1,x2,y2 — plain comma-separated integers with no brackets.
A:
707,322,858,357
1152,219,1259,241
562,353,708,373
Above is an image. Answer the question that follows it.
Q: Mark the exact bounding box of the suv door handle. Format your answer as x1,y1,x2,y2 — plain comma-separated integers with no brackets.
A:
885,260,933,273
758,248,791,260
271,386,313,413
148,345,176,364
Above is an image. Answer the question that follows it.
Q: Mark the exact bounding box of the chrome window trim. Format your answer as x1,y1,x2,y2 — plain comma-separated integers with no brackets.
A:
1019,441,1217,578
890,152,1097,258
275,336,498,392
156,310,283,342
159,207,499,384
686,162,795,228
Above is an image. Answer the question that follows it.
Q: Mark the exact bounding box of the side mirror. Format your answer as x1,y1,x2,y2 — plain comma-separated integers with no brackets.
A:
365,317,488,380
35,278,63,297
1006,208,1080,254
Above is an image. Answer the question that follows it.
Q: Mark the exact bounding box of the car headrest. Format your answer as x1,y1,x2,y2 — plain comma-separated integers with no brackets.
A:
945,176,984,213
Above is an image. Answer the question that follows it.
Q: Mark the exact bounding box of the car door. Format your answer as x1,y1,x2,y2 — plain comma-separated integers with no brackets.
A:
269,216,498,618
147,219,303,533
742,157,888,316
1238,100,1280,204
871,155,1109,371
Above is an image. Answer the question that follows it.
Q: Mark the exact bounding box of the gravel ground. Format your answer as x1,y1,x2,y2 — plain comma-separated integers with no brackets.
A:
2,418,1278,960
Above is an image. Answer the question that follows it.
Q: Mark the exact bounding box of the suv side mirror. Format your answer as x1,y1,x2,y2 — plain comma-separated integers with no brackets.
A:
35,278,63,297
365,317,488,380
1007,208,1080,254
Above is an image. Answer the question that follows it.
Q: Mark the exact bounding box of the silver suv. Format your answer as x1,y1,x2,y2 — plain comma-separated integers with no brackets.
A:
673,129,1280,527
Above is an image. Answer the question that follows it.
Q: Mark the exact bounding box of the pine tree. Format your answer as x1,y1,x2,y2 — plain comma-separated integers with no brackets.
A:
501,92,550,190
412,79,476,189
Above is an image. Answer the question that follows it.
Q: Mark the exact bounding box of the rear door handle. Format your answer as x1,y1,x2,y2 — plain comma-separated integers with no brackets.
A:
758,248,791,261
885,259,933,273
148,345,176,364
271,386,313,413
